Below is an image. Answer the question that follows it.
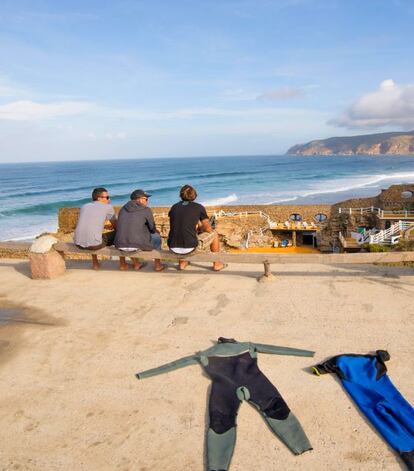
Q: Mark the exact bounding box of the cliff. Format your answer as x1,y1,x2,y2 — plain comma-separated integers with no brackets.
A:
286,130,414,155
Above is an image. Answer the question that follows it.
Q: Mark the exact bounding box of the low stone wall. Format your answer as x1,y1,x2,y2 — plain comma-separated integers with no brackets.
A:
58,204,333,234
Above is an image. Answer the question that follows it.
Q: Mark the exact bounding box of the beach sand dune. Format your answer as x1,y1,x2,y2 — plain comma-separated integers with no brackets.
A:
0,259,413,470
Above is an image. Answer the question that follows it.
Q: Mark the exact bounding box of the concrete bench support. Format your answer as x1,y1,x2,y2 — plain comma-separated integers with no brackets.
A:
29,250,66,280
29,235,66,280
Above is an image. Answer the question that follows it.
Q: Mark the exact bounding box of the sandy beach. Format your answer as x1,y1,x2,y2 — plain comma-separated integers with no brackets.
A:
0,258,413,470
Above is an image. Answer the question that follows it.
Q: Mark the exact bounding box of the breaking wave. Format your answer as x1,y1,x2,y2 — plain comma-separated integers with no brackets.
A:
201,194,239,206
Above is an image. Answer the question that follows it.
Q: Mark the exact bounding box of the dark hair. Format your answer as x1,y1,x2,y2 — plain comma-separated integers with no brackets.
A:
180,184,197,202
92,187,108,201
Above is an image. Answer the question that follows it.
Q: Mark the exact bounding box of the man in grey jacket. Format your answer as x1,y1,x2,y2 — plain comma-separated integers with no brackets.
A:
114,189,164,271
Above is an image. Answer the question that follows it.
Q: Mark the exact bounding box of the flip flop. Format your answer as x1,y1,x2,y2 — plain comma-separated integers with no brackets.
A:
133,261,147,271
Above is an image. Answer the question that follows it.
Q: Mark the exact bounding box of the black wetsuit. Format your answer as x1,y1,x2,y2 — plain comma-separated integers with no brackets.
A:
136,337,314,470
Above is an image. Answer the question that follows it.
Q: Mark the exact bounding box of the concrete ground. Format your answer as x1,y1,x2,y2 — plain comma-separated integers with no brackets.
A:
0,258,413,470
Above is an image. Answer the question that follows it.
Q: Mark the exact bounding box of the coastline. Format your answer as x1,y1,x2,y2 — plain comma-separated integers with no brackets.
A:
1,155,414,242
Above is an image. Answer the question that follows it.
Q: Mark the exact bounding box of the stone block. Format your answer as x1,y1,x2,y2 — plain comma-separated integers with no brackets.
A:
29,250,66,279
30,235,58,254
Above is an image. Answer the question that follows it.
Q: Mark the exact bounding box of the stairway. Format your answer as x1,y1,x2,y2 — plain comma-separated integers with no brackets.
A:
367,221,414,245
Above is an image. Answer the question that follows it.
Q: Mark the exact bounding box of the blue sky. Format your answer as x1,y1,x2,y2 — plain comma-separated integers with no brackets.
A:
0,0,413,162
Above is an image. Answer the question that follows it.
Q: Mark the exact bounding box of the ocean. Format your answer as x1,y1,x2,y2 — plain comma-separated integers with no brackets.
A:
1,154,414,241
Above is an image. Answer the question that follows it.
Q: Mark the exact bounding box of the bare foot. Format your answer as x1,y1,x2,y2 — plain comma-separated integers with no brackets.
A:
119,262,129,271
179,260,189,270
213,262,227,272
154,259,164,272
92,262,100,270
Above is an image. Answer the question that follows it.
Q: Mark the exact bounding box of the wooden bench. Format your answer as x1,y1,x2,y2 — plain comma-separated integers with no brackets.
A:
1,240,414,281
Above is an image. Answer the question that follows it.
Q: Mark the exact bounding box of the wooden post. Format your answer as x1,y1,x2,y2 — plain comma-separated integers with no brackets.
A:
257,260,276,282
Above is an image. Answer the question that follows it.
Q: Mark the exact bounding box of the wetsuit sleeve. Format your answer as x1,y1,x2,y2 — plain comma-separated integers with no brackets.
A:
311,356,341,377
312,350,390,379
252,343,315,357
136,355,199,379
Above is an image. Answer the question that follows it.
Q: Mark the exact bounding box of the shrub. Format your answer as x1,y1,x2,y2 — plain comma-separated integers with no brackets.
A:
393,239,414,251
366,244,392,252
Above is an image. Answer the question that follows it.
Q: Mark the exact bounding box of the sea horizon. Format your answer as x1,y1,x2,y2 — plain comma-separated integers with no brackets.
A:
1,154,414,241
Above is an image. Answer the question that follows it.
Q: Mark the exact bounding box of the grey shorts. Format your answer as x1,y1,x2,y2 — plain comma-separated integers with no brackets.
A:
170,231,217,254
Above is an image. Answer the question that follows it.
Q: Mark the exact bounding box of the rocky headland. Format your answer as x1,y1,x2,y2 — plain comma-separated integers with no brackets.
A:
287,130,414,155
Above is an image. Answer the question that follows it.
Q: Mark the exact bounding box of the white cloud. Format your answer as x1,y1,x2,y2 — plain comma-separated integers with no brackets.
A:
330,79,414,129
0,100,93,121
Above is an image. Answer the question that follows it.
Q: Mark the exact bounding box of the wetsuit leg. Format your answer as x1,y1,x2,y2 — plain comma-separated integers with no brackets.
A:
207,380,241,471
246,371,312,455
334,355,414,470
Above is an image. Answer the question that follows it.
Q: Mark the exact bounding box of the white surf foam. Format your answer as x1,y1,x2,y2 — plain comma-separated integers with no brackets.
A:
264,171,414,204
5,234,39,242
201,193,238,206
303,172,414,198
265,196,299,204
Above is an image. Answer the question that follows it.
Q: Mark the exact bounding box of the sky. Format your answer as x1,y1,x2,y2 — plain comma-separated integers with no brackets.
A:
0,0,413,163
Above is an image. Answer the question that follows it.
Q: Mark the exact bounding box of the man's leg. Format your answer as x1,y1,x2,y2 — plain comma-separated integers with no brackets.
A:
91,254,100,270
119,255,130,270
101,231,127,270
83,243,104,270
209,232,225,271
151,233,164,271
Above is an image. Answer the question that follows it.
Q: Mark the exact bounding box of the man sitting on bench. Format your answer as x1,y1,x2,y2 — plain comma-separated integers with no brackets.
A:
114,189,164,272
168,185,225,271
74,187,119,270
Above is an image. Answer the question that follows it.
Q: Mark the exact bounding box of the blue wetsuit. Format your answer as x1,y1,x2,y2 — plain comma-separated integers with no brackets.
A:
313,350,414,470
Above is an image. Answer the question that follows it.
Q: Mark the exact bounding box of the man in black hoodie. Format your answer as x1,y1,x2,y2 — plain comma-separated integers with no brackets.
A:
114,189,164,271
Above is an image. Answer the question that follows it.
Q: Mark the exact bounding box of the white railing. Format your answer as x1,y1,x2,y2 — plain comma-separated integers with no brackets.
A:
214,209,320,231
368,221,414,244
378,209,414,219
338,206,380,215
214,209,279,230
338,206,414,219
244,224,269,249
338,231,347,247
